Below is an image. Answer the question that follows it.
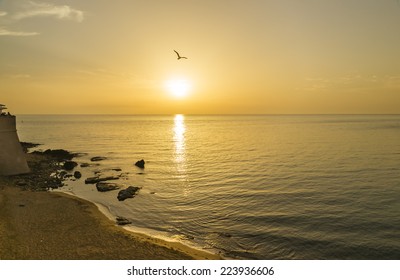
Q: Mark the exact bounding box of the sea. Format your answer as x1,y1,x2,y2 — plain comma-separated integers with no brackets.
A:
17,114,400,259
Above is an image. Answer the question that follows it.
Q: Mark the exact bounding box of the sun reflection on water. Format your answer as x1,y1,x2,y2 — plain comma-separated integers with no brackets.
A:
173,114,190,197
173,114,186,171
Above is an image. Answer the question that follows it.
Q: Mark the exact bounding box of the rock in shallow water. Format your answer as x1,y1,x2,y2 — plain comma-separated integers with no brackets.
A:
134,159,145,168
116,216,131,225
96,182,122,192
32,149,75,160
117,186,141,201
90,156,107,162
84,176,119,184
63,161,78,171
73,171,82,179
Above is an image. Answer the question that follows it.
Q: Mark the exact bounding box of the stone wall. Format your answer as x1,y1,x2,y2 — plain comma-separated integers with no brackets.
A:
0,115,30,175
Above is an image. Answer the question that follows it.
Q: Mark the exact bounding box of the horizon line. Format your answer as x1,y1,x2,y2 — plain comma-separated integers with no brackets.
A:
15,113,400,116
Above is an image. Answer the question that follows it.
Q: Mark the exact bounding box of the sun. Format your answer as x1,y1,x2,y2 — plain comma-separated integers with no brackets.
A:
165,79,191,98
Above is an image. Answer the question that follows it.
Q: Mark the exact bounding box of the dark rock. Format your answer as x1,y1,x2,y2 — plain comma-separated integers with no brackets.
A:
80,163,90,167
96,182,122,192
11,146,72,191
91,156,107,162
74,171,82,179
135,159,145,169
85,176,119,184
112,168,122,172
31,149,75,160
85,177,100,184
117,186,141,201
63,161,78,171
15,180,27,186
56,171,67,179
116,216,132,225
20,142,41,153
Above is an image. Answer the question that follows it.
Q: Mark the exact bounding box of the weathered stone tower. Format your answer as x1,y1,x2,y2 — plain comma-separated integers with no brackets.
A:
0,104,30,175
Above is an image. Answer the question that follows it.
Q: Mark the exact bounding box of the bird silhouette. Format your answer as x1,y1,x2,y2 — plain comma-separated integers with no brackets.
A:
174,50,187,60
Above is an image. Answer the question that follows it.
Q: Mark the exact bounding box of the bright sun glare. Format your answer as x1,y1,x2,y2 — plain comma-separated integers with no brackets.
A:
166,79,191,98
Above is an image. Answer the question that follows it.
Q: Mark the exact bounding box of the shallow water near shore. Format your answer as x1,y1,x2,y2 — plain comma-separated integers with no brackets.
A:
18,114,400,259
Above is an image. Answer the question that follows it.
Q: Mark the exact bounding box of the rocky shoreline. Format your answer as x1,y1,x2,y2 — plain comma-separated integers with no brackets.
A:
3,142,146,225
0,142,219,260
10,142,142,202
8,142,75,191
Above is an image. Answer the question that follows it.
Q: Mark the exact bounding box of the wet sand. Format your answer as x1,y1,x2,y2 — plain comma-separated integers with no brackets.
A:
0,148,220,260
0,185,221,260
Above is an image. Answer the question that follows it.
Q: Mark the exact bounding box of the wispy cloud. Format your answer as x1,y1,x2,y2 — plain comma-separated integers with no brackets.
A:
13,1,84,22
0,1,84,36
0,27,39,36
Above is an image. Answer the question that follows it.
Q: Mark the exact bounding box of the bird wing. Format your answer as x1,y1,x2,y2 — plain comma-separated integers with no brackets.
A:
174,50,180,57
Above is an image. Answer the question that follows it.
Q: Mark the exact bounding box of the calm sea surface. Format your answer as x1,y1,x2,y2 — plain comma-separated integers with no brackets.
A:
17,115,400,259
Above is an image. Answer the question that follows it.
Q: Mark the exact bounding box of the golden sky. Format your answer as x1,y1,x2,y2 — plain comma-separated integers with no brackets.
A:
1,0,400,114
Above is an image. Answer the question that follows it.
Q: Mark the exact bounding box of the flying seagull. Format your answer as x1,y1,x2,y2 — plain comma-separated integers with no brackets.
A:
174,50,187,60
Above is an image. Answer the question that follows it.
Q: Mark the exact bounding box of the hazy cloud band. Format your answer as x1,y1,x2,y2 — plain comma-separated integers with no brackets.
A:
0,27,39,36
13,1,84,22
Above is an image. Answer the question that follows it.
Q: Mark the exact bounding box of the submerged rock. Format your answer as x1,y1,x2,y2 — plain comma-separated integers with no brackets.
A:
116,216,131,225
91,156,107,162
117,186,141,201
84,176,119,184
135,159,145,169
96,182,122,192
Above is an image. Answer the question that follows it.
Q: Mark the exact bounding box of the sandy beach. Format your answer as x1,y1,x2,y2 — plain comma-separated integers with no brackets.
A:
0,146,220,260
